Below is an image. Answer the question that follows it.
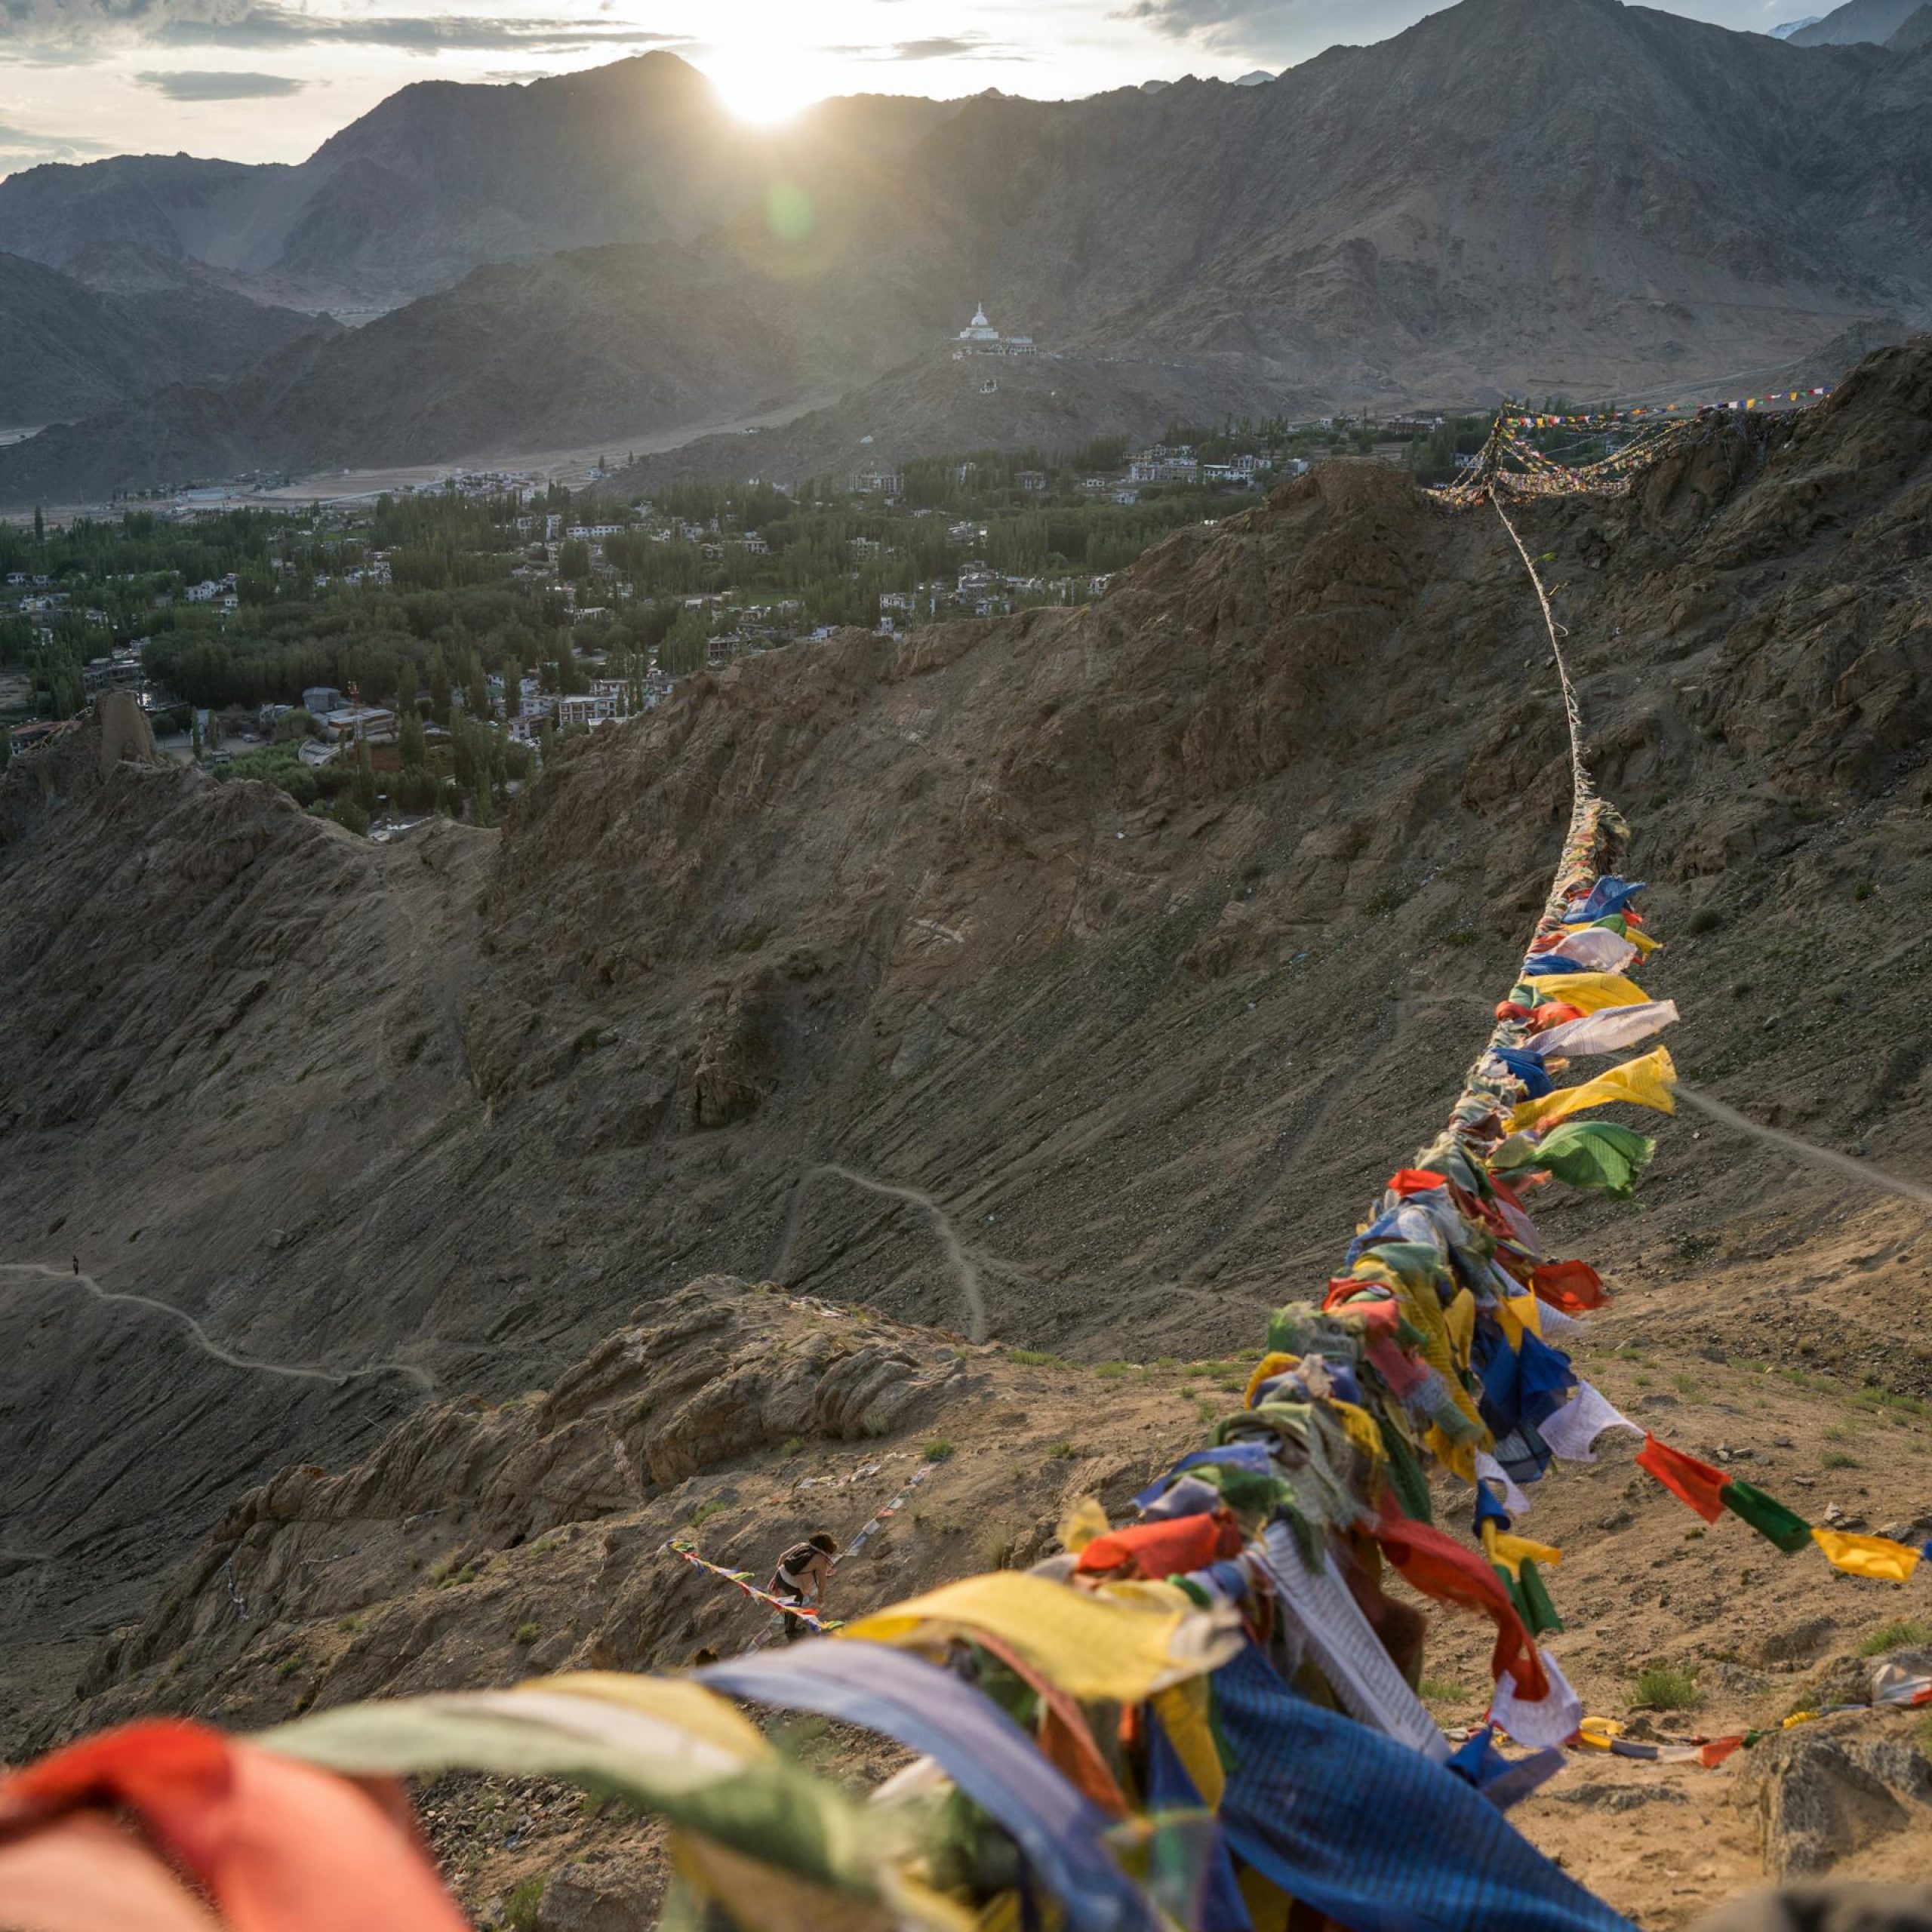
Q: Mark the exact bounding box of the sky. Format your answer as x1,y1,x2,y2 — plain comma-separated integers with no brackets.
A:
0,0,1822,176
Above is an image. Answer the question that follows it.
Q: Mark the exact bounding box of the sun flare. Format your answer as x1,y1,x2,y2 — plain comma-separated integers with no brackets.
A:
703,48,825,124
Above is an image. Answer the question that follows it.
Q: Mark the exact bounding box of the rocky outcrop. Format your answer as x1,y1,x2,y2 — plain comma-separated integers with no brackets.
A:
1743,1716,1932,1877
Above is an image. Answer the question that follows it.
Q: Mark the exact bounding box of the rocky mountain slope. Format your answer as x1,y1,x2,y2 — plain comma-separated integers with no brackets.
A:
0,251,338,429
1,340,1929,1912
0,57,960,311
619,350,1307,491
1789,0,1925,44
4,0,1930,504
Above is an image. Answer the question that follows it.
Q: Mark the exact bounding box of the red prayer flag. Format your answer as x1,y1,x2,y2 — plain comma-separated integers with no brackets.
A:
1527,1002,1585,1032
1531,1260,1608,1315
1370,1514,1549,1703
1076,1509,1244,1580
1387,1169,1449,1197
0,1718,469,1932
1636,1435,1730,1523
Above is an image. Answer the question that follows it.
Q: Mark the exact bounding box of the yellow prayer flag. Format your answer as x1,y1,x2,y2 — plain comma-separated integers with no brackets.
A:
1523,971,1651,1013
1481,1521,1563,1578
1503,1293,1544,1340
1507,1046,1678,1133
839,1573,1244,1702
1810,1527,1921,1583
1244,1351,1298,1408
519,1672,771,1758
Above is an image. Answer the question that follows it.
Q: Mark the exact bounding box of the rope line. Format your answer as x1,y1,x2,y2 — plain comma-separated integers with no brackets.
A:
1488,492,1594,817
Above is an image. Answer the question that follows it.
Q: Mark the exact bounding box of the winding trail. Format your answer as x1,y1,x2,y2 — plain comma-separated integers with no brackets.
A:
1676,1084,1932,1213
770,1164,990,1341
0,1262,435,1392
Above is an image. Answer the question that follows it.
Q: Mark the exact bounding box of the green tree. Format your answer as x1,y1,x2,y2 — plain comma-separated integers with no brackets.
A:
351,740,377,816
558,537,590,580
501,652,521,718
657,606,709,677
398,708,426,766
427,649,451,726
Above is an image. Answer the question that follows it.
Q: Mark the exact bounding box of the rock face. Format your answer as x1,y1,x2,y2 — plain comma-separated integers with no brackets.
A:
65,1278,999,1732
1743,1716,1932,1877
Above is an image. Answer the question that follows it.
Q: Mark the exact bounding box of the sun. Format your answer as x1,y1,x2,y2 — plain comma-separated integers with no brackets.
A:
703,48,826,124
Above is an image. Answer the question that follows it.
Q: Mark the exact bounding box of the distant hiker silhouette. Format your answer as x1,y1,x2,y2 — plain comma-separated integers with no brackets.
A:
71,1257,78,1275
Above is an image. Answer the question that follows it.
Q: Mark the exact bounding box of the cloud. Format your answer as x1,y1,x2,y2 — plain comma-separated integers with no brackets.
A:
0,118,112,170
153,7,685,53
823,29,1030,62
0,0,690,60
135,65,309,94
1111,0,1447,60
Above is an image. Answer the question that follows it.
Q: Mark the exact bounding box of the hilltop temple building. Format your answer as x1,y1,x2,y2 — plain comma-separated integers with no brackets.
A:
954,302,1037,356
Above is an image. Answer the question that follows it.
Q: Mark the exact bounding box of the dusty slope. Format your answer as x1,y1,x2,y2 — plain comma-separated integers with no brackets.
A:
619,351,1312,491
0,251,337,428
54,1251,1932,1928
1,343,1928,1851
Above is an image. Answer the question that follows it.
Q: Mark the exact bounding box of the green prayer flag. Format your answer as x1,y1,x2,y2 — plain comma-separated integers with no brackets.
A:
1520,1121,1654,1198
1491,1564,1532,1629
1720,1478,1815,1554
1377,1414,1432,1524
1517,1558,1564,1636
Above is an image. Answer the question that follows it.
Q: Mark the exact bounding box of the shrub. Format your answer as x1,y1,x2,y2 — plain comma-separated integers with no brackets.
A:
1688,907,1723,934
924,1439,955,1462
1632,1663,1700,1710
504,1878,546,1932
514,1621,540,1646
1858,1619,1932,1657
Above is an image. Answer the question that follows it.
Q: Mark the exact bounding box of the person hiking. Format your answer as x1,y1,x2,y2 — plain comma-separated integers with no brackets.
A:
769,1533,838,1642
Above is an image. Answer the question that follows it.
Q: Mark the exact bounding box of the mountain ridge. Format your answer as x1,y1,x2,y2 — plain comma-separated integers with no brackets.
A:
0,0,1928,503
0,251,339,429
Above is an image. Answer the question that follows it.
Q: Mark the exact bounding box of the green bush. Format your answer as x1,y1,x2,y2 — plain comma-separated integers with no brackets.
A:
1632,1662,1700,1709
1858,1618,1932,1657
504,1877,546,1932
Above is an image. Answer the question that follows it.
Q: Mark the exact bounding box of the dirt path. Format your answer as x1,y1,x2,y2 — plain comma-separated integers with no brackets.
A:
770,1164,990,1340
0,1262,435,1392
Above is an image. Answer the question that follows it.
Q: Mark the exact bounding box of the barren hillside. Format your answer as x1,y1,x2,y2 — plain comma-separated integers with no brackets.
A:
1,340,1929,1916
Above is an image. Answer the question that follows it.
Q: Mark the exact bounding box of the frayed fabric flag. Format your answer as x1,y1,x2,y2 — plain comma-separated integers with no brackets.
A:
1210,1644,1629,1932
1810,1528,1921,1583
1506,1047,1676,1134
1636,1435,1728,1522
1720,1481,1814,1555
1517,971,1651,1014
1537,1383,1638,1464
1528,1000,1678,1061
1530,1260,1607,1315
1494,1121,1654,1198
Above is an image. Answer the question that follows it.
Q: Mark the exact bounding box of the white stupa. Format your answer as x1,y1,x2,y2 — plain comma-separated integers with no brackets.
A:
958,302,1001,346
